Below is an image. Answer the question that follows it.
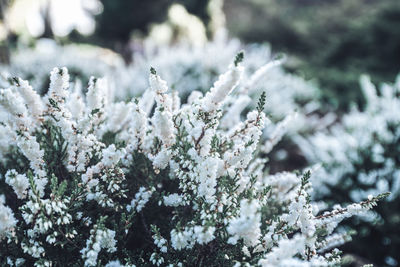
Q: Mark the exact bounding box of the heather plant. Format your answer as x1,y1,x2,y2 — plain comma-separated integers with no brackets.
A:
1,36,329,171
1,35,322,130
0,54,387,267
121,33,329,171
297,75,400,266
121,31,321,126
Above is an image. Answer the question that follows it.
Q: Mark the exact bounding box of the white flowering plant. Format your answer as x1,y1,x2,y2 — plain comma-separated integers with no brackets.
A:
0,53,388,267
296,75,400,266
121,32,323,130
1,35,329,174
121,34,330,172
1,34,321,129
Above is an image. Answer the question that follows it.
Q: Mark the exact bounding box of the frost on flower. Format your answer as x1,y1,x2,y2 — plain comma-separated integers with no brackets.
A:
0,57,387,266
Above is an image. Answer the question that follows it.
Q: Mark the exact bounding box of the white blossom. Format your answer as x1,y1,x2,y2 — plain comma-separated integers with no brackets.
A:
202,63,244,112
81,226,117,267
5,170,30,199
127,187,154,213
0,195,17,237
227,199,261,247
163,193,184,207
101,144,125,168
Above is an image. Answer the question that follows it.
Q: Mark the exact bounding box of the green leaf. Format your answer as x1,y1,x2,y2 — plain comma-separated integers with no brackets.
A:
234,51,244,66
257,91,267,113
91,108,100,115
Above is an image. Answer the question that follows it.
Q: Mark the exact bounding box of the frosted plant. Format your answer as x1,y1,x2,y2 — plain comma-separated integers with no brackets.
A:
121,32,321,126
297,75,400,199
118,33,333,169
0,35,330,170
296,75,400,265
0,34,323,133
0,56,387,266
0,39,123,95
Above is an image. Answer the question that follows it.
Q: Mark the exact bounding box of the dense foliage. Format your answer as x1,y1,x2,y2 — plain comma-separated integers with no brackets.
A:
1,36,325,172
297,75,400,266
0,54,387,266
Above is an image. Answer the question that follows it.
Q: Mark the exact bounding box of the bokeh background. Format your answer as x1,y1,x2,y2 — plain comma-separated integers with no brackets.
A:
1,0,399,110
0,0,399,266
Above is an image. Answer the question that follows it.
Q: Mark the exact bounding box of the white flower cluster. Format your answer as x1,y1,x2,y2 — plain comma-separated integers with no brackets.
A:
0,57,387,266
119,31,323,136
0,34,322,136
127,187,154,213
227,199,261,246
0,195,17,237
5,170,29,199
163,193,184,207
297,75,400,201
295,76,400,262
81,223,117,266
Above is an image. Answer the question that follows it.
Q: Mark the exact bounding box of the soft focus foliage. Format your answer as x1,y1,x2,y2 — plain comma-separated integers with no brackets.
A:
121,32,320,123
225,0,400,110
0,55,387,266
0,39,123,95
297,76,400,266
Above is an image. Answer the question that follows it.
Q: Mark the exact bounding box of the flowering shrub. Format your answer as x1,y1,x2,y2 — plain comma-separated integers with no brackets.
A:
0,54,387,266
121,32,320,125
122,33,327,171
296,75,400,266
1,36,329,172
1,34,321,127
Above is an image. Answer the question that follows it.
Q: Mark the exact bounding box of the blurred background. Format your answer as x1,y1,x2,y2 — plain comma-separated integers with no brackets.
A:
0,0,399,109
0,0,399,266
